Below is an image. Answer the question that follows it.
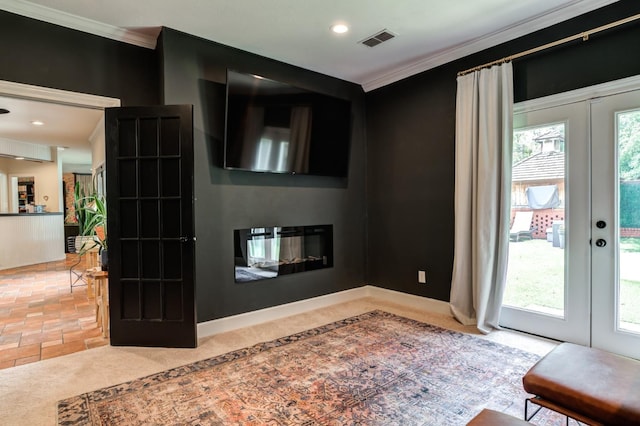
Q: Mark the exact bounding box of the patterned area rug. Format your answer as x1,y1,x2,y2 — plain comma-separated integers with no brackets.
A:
57,311,560,425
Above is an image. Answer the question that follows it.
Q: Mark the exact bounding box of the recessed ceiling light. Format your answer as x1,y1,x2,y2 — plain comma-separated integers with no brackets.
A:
31,120,44,126
331,24,349,34
57,146,66,151
15,157,24,160
0,108,9,114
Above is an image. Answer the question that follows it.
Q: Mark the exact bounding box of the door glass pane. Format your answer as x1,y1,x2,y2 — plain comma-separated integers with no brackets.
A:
617,109,640,333
503,123,566,317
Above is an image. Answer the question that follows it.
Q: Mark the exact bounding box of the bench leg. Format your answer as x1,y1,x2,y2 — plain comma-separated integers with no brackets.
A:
525,397,543,422
526,396,597,425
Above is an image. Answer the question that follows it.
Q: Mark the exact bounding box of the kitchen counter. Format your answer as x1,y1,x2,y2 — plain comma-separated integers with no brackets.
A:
0,212,65,270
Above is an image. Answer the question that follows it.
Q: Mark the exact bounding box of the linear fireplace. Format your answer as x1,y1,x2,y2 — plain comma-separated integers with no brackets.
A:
234,225,333,283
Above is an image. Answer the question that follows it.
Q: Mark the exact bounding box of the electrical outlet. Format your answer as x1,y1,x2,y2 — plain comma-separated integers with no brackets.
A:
418,270,427,284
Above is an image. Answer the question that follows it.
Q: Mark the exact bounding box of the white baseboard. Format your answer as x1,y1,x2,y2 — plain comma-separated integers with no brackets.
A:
196,286,368,338
196,285,451,339
364,285,451,315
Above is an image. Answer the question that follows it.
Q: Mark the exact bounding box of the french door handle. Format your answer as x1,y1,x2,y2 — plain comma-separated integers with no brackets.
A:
179,236,190,243
595,239,607,247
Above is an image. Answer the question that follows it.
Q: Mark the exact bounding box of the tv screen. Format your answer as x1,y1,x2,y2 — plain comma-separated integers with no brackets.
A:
224,70,352,177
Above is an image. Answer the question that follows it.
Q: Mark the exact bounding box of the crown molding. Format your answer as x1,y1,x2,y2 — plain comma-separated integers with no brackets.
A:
361,0,619,92
0,0,157,49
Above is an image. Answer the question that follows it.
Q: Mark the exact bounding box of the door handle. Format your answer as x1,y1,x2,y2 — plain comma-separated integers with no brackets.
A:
179,236,190,243
596,220,607,229
595,239,607,247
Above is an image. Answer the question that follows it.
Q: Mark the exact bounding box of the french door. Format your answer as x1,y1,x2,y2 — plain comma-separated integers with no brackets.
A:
501,100,590,346
106,105,197,348
501,80,640,359
591,90,640,358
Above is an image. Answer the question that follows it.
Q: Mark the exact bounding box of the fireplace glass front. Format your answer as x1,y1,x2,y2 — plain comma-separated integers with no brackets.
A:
234,225,333,283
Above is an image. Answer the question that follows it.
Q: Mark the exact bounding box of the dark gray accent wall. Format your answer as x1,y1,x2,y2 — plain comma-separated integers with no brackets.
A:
0,11,159,106
158,29,366,322
5,1,639,323
365,0,640,301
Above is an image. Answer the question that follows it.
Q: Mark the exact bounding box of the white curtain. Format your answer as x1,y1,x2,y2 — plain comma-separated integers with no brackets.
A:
450,63,513,334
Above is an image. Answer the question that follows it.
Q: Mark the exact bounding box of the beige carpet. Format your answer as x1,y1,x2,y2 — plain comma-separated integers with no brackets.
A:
0,297,556,425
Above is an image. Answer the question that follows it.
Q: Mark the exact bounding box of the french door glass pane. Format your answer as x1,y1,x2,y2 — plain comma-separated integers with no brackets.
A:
503,123,566,317
617,109,640,333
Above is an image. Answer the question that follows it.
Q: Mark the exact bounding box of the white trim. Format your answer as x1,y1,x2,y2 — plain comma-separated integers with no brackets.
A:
0,0,157,49
197,287,368,338
196,285,451,338
515,74,640,113
361,0,618,92
365,285,451,315
0,80,120,109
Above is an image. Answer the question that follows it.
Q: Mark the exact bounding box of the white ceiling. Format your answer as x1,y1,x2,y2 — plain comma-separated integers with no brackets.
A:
1,0,619,91
0,96,102,169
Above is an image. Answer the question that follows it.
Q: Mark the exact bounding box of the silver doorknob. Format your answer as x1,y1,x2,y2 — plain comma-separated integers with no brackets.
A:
595,239,607,247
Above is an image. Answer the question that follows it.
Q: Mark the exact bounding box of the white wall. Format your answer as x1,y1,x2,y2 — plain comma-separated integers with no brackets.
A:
6,149,62,213
0,158,7,213
0,157,7,174
0,158,11,212
90,116,106,173
0,172,7,213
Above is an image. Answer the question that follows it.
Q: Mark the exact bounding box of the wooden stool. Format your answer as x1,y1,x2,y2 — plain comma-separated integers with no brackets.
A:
467,409,530,425
523,343,640,425
84,267,99,298
87,270,109,337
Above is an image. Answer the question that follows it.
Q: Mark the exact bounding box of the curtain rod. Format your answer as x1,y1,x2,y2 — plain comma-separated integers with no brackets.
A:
458,13,640,76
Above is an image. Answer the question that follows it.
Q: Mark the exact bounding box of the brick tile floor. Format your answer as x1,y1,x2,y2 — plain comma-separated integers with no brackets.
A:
0,254,108,370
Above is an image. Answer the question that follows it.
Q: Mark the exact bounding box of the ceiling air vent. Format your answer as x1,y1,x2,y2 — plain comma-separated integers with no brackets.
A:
360,29,396,47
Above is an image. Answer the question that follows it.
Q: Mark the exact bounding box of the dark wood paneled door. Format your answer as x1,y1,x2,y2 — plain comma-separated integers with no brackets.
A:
105,105,196,347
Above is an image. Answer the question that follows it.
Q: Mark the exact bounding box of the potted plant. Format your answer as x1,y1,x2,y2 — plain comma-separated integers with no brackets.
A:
74,181,108,270
85,195,107,270
73,181,96,255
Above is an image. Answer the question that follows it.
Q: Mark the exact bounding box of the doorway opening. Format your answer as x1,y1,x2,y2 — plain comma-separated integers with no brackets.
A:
0,80,119,369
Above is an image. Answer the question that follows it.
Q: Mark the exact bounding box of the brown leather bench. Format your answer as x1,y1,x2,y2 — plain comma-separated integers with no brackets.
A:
467,409,530,425
523,342,640,425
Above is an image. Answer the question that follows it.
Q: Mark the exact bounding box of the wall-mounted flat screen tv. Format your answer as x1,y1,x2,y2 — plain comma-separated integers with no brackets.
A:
224,70,352,177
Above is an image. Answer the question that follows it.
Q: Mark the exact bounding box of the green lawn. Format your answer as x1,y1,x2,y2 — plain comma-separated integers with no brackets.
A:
503,239,565,313
503,237,640,325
